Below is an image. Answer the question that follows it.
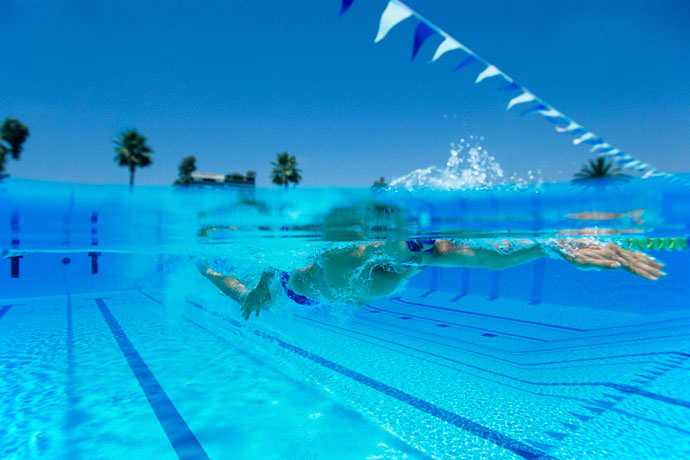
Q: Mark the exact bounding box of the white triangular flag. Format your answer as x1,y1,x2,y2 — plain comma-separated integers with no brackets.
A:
590,142,610,153
600,148,620,156
432,36,463,62
475,65,501,83
538,107,562,118
555,121,580,133
619,159,641,169
506,92,535,111
573,132,596,145
375,0,414,43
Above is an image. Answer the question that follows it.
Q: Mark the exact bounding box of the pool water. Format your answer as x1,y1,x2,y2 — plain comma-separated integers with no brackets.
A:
2,179,690,459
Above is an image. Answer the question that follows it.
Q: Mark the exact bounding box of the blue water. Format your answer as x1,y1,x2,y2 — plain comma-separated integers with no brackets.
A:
2,178,690,459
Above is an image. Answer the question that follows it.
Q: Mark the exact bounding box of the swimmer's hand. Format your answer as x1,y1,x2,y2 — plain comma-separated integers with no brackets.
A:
240,267,277,320
561,242,665,280
240,301,263,320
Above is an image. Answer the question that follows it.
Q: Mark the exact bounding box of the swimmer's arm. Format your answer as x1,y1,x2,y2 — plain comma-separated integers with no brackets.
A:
198,225,239,237
423,239,546,270
424,238,665,280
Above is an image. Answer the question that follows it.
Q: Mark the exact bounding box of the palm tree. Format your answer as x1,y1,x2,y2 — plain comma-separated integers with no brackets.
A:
0,118,30,179
573,157,630,182
271,152,302,189
113,129,154,189
372,176,387,189
174,155,196,185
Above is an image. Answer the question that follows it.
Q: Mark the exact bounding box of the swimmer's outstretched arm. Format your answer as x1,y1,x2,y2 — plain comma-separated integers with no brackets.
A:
423,239,665,281
423,239,545,270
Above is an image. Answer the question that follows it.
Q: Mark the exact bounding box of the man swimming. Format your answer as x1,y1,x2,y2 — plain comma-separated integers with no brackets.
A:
196,237,665,320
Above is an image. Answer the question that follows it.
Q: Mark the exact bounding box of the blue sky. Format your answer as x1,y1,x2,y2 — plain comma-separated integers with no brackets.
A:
2,0,689,186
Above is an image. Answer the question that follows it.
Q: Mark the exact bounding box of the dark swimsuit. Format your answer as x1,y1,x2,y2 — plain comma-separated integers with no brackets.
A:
279,271,318,306
279,240,435,306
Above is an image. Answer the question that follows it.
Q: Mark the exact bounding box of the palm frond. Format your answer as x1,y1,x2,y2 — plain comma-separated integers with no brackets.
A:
270,151,302,188
573,157,631,183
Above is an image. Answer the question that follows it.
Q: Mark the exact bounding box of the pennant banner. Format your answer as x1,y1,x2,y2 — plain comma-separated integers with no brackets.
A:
475,65,501,84
339,0,355,16
412,22,436,61
506,92,535,111
375,0,413,43
340,0,679,183
432,36,463,62
454,55,477,71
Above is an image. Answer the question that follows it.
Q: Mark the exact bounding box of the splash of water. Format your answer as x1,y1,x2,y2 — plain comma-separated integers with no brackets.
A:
389,136,542,190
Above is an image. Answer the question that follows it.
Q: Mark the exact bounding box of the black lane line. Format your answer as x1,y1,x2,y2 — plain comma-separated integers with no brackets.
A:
363,305,547,342
605,383,690,409
387,296,584,331
94,298,210,460
179,299,557,460
352,314,685,368
292,315,690,437
140,289,690,411
63,293,81,459
388,296,690,335
0,305,14,320
294,314,690,410
373,301,690,353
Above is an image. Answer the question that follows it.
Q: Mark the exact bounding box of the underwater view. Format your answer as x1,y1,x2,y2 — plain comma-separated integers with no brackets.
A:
3,163,690,459
2,0,689,459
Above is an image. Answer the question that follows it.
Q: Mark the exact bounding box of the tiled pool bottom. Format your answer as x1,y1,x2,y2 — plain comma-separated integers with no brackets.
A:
0,291,427,460
2,289,690,460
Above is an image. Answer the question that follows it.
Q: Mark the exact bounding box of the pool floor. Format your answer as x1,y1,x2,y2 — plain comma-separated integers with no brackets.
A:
2,287,689,459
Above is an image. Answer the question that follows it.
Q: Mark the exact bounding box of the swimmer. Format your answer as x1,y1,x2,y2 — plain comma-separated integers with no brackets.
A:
196,237,665,320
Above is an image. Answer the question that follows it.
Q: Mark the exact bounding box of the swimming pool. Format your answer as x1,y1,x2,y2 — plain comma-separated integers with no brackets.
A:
2,179,689,459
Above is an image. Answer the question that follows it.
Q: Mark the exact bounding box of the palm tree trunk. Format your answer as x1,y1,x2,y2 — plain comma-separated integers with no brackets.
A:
129,165,135,190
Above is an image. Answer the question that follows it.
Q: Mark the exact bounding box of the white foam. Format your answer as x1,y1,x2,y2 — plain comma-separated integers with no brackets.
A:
389,136,542,190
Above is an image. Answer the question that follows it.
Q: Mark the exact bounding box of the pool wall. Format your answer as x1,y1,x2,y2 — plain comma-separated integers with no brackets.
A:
1,252,166,298
407,251,688,314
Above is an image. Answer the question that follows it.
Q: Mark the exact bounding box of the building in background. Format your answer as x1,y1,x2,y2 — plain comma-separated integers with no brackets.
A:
189,171,255,191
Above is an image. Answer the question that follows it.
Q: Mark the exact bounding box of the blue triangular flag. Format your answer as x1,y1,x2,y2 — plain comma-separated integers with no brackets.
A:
521,104,548,116
453,55,478,71
499,82,520,91
340,0,355,16
412,21,436,61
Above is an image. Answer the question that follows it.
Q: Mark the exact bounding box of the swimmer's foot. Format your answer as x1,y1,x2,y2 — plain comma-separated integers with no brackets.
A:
241,267,278,320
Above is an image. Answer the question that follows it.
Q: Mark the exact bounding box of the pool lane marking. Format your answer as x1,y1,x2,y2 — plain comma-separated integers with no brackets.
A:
377,300,690,353
347,313,689,368
286,310,690,437
0,304,25,320
137,289,690,410
63,292,82,459
386,296,584,331
297,311,690,409
94,298,210,460
387,296,690,335
363,304,548,342
175,298,556,460
0,305,15,320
